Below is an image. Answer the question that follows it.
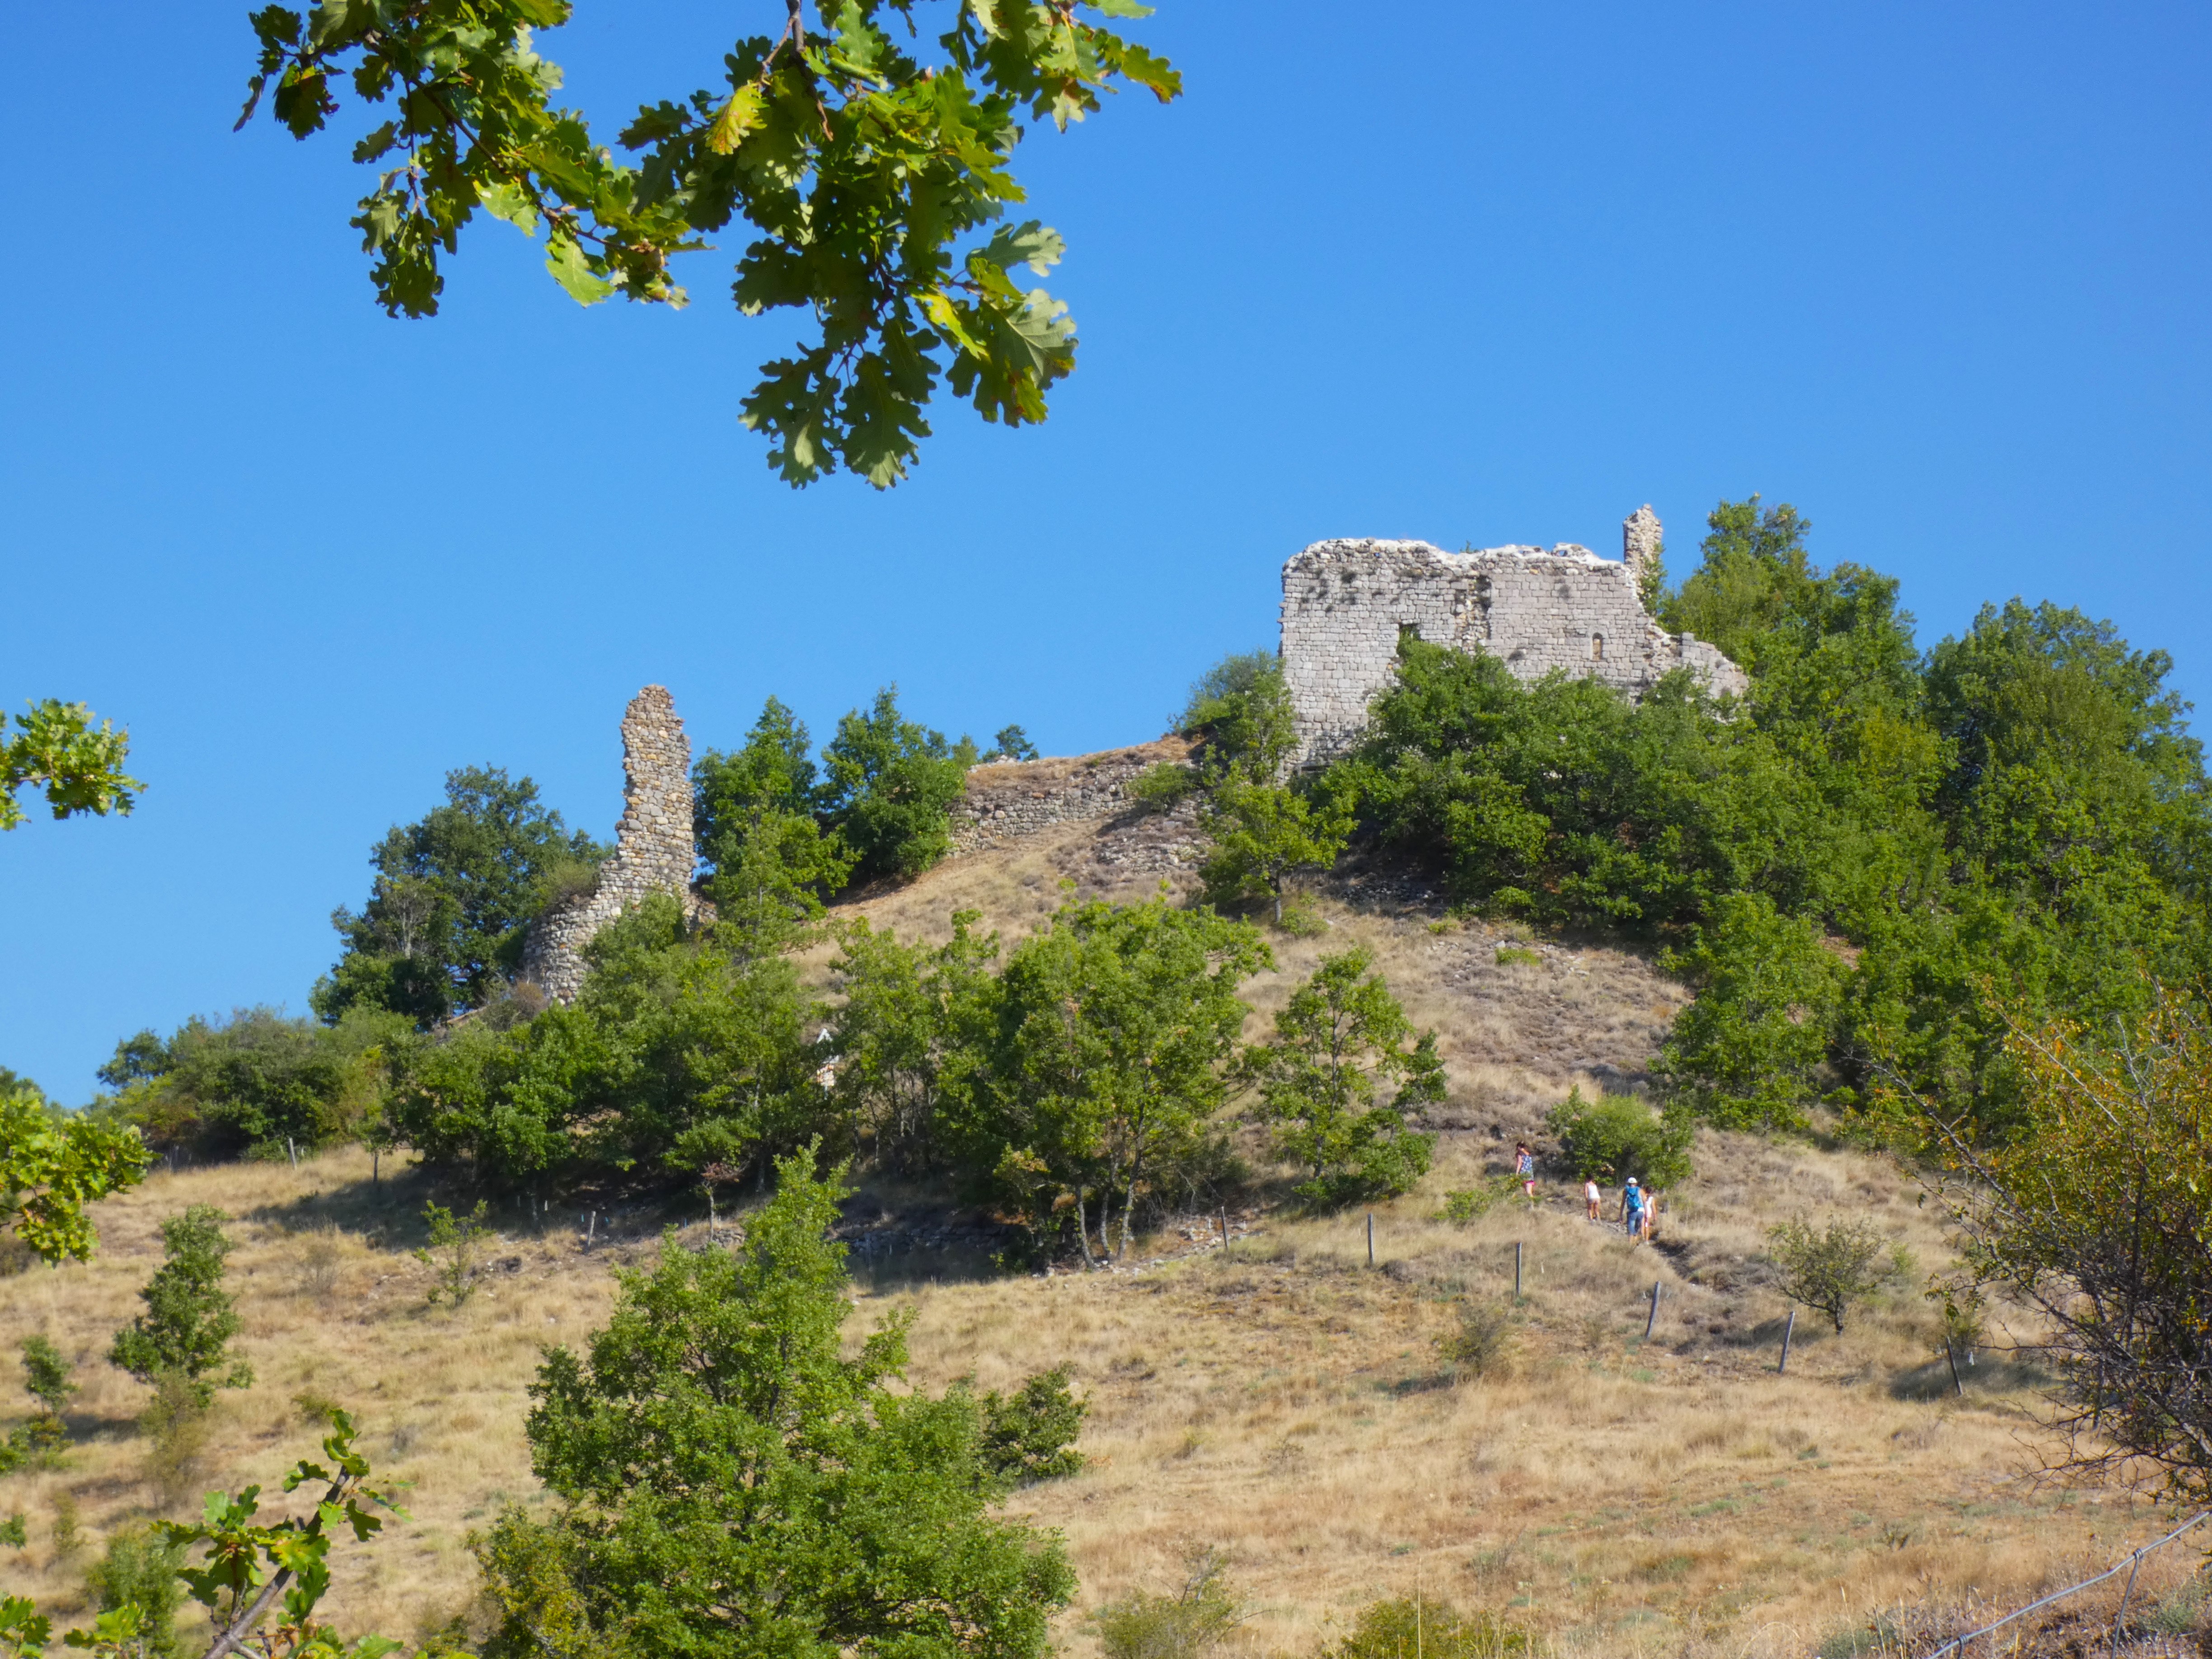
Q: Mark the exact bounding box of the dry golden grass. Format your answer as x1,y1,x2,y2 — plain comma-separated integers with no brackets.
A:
0,1139,2184,1658
0,828,2187,1655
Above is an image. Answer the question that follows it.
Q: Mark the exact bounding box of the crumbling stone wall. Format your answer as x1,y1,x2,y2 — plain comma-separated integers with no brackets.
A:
1280,505,1748,767
522,684,711,1004
949,737,1196,855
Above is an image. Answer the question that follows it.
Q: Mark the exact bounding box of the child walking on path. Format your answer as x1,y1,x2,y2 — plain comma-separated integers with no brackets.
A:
1516,1143,1537,1205
1584,1177,1602,1221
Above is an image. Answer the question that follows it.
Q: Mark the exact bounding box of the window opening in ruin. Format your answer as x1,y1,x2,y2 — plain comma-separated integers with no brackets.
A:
1591,633,1605,661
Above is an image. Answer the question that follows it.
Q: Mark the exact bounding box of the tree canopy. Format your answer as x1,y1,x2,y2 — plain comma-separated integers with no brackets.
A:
1326,495,2212,1139
1,699,139,833
238,0,1179,487
474,1144,1079,1659
314,765,606,1026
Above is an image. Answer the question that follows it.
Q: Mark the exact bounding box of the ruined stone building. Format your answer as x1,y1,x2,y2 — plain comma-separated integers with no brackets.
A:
1280,505,1748,767
520,684,712,1004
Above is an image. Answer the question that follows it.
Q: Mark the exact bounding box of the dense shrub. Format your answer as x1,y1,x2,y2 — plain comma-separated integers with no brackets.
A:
85,1524,188,1657
388,895,832,1194
99,1005,405,1160
1437,1302,1515,1380
1543,1087,1694,1188
1326,1597,1530,1659
1095,1550,1241,1659
818,686,978,885
108,1206,250,1408
472,1148,1078,1659
1325,495,2212,1140
1242,947,1440,1206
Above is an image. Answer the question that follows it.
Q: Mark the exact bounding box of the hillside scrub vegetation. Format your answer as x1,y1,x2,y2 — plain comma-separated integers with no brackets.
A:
1321,496,2212,1143
0,1129,2177,1657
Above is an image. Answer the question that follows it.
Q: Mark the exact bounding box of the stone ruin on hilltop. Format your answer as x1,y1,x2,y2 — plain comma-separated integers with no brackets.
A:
522,510,1749,998
520,684,712,1004
1280,505,1748,768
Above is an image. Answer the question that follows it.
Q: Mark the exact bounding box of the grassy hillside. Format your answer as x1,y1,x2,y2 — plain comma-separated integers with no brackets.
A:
0,815,2185,1657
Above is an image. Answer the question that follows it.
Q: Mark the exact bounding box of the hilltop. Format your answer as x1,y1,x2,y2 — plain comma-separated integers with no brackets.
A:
0,792,2180,1658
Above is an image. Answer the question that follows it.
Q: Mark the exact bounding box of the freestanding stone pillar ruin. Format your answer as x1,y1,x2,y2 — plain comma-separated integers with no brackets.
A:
1279,505,1749,768
520,684,709,1003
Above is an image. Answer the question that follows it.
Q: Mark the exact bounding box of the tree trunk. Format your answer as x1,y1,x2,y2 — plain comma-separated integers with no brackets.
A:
1076,1186,1098,1268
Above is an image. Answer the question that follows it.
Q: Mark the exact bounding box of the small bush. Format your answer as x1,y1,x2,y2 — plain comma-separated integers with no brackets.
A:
0,1514,24,1548
1768,1214,1892,1333
87,1522,188,1657
979,1366,1087,1487
416,1200,493,1307
109,1205,251,1407
1096,1549,1241,1659
1495,946,1542,969
289,1226,345,1301
1545,1087,1694,1188
21,1335,75,1449
140,1370,209,1512
1326,1596,1531,1659
1437,1302,1515,1380
1127,763,1200,813
49,1490,82,1561
1438,1178,1517,1224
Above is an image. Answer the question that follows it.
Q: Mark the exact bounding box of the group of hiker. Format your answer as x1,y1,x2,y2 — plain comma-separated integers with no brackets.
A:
1514,1142,1659,1242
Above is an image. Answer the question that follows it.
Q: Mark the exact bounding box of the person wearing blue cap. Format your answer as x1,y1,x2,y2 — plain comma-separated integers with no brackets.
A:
1619,1176,1648,1243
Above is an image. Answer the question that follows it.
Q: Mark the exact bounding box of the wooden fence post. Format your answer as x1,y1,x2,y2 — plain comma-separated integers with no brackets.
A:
1514,1242,1523,1299
1779,1307,1797,1374
1645,1280,1661,1340
1366,1213,1374,1268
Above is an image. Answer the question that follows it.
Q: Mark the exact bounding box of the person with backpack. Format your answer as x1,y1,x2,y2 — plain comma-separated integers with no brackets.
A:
1619,1176,1648,1243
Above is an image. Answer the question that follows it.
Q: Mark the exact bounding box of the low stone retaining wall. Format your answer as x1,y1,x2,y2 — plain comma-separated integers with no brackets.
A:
949,736,1197,855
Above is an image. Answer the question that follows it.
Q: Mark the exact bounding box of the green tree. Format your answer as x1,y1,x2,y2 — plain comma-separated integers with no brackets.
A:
0,1091,151,1265
1925,995,2212,1498
1,700,140,833
695,698,856,952
986,725,1040,763
828,911,1002,1177
1240,947,1441,1206
1198,773,1354,926
315,766,607,1026
473,1146,1078,1659
978,1365,1087,1486
1178,651,1295,779
19,1338,75,1450
388,893,830,1193
108,1206,252,1408
1542,1087,1693,1190
1655,894,1844,1133
238,1,1179,487
1766,1214,1890,1334
980,895,1270,1256
98,1007,405,1161
819,687,976,885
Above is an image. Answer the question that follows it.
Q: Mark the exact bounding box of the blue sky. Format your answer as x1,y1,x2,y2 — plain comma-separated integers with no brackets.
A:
5,2,2209,1099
